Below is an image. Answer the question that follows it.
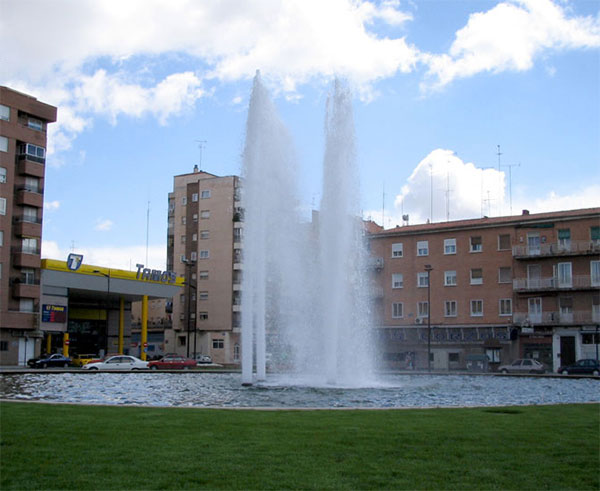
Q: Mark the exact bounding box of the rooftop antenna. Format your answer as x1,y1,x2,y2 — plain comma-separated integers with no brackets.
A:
480,167,494,218
445,160,453,222
429,162,433,223
496,145,503,216
501,161,521,216
195,140,207,171
145,201,150,266
382,183,385,228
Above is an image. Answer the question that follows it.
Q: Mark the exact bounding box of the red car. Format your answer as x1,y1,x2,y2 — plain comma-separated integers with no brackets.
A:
147,355,197,370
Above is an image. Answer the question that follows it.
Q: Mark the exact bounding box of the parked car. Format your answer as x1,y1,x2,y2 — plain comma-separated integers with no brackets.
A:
27,353,71,368
498,358,546,374
71,354,97,367
147,355,197,370
558,359,600,376
82,355,148,371
195,354,213,364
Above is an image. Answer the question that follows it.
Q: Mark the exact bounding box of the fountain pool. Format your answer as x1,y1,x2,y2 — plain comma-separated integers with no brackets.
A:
1,373,597,409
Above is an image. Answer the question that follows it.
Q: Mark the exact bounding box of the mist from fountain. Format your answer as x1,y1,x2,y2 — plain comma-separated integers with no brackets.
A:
241,73,375,387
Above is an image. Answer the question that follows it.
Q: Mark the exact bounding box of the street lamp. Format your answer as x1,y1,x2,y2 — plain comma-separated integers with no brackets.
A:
424,264,433,373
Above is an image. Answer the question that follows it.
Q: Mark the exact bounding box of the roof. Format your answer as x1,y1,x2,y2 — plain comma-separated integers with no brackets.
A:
369,207,600,238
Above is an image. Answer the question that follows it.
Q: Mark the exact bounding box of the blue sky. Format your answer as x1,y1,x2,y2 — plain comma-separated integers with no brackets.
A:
2,0,599,270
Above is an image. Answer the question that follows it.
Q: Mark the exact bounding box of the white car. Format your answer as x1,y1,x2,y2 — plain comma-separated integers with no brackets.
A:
498,358,546,374
82,355,148,371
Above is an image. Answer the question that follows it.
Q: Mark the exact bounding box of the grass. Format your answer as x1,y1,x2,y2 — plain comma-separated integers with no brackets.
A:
1,402,598,490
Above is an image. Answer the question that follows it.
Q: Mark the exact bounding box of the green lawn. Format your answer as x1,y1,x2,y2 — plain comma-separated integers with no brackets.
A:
1,402,598,490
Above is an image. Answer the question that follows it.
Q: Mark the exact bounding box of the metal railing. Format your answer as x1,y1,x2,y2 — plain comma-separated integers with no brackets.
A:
513,275,597,291
513,240,600,258
513,310,598,325
17,153,45,165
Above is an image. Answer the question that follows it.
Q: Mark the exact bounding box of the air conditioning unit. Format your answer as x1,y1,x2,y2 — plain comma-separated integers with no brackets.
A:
415,318,423,325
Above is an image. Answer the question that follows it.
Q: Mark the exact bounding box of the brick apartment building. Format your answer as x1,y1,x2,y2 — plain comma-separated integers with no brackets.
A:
368,208,600,372
0,87,57,365
164,166,242,364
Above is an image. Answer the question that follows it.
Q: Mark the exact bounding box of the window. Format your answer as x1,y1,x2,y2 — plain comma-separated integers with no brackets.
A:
559,297,573,319
0,167,6,183
200,230,210,240
417,272,429,288
0,104,9,121
444,238,456,255
558,229,571,251
213,339,224,349
234,228,242,241
470,236,482,252
499,299,512,316
199,271,209,280
448,353,460,363
557,262,572,288
0,230,3,246
192,233,197,242
193,213,198,222
192,193,199,202
190,251,197,261
23,206,37,223
470,268,483,285
392,243,403,258
21,268,35,285
392,302,403,318
591,261,600,287
181,235,186,244
27,118,43,131
199,312,208,321
234,343,240,361
486,348,501,363
22,237,37,254
0,341,8,351
444,271,457,286
201,190,211,199
199,291,209,301
19,143,45,160
178,336,186,346
592,226,600,244
182,196,187,205
181,216,187,225
25,177,39,192
180,294,185,304
0,197,5,215
498,267,512,284
528,297,542,322
470,299,483,316
200,210,210,219
498,234,511,250
20,298,34,313
199,250,209,259
0,136,7,152
417,241,428,256
417,301,429,318
392,273,403,289
445,300,457,317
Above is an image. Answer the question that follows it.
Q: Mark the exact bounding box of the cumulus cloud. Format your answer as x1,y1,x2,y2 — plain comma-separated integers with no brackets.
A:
44,200,61,212
41,241,167,271
94,219,114,232
365,149,600,228
422,0,600,90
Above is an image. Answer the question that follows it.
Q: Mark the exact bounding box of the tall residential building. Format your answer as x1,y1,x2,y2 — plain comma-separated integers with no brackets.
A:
165,166,242,364
0,87,57,364
368,208,600,372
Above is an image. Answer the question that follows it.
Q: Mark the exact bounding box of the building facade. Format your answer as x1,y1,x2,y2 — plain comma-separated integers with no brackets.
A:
0,87,57,365
164,166,242,364
368,208,600,372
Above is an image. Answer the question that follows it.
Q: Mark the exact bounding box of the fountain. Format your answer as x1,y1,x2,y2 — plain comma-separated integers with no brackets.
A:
241,73,375,386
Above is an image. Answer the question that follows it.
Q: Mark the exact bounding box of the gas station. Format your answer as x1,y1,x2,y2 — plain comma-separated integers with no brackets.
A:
38,256,184,361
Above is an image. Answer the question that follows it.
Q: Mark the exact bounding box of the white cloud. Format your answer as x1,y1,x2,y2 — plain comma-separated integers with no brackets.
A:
365,148,600,228
422,0,600,90
44,200,61,212
94,219,114,232
42,241,167,271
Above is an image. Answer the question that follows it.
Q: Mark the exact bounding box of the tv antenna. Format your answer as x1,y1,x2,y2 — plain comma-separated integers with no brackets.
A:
195,140,207,171
497,145,520,216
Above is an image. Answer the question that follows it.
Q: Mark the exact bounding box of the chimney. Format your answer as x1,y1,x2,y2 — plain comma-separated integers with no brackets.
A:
193,164,199,173
522,209,530,215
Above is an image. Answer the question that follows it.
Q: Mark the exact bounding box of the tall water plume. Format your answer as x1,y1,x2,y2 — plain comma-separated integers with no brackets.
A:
241,74,375,386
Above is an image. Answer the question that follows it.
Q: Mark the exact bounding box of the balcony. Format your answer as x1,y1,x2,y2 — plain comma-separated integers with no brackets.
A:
513,275,598,292
13,216,42,236
513,310,598,326
11,278,40,299
513,240,600,259
15,186,44,207
11,246,41,268
16,158,44,178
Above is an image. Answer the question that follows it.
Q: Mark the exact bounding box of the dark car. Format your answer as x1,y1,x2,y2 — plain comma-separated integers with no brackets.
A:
27,353,71,368
559,359,600,376
147,355,197,370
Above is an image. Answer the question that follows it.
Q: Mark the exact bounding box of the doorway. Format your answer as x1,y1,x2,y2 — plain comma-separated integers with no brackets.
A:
559,336,576,367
